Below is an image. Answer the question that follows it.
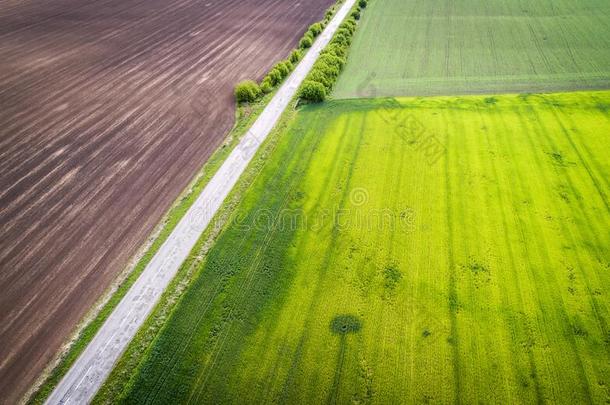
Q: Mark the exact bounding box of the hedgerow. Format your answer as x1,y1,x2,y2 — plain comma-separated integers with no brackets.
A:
233,0,369,105
299,4,368,103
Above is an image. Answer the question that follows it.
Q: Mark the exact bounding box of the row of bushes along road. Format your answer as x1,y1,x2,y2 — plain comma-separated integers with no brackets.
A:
234,0,368,104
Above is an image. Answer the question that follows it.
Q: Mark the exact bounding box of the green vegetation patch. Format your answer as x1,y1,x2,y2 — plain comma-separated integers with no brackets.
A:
108,91,610,404
334,0,610,98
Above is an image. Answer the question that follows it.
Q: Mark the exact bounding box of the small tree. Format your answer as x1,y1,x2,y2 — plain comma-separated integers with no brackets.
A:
299,36,313,49
260,78,274,94
267,68,283,85
299,80,326,102
308,69,332,89
342,19,357,32
308,22,323,37
319,53,346,69
234,80,260,103
338,25,355,36
322,63,340,79
358,0,367,8
324,44,346,58
275,61,290,77
289,49,302,64
332,33,351,46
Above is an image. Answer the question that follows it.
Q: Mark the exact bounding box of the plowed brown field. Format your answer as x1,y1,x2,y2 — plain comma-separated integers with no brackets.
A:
0,0,333,401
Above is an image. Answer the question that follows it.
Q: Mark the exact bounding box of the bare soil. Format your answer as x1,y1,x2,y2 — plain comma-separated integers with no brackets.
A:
0,0,333,401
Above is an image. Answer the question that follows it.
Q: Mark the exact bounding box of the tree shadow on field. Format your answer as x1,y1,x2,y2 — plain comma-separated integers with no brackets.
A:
327,315,362,405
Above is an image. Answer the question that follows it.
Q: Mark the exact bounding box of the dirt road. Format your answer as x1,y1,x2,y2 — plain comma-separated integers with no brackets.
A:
0,0,333,401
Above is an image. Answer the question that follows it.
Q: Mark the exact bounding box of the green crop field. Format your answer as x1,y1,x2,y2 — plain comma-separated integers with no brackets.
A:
111,91,610,404
333,0,610,98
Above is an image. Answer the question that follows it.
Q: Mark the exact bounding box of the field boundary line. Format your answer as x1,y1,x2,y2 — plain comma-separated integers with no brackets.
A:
44,1,356,403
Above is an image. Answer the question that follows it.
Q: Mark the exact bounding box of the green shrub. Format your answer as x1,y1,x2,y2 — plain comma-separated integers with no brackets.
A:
234,80,260,103
299,36,313,49
336,28,351,38
343,17,356,25
289,49,302,64
324,64,340,79
267,68,283,85
299,80,326,102
308,22,323,37
342,19,357,31
319,53,346,69
332,33,351,46
275,61,290,77
338,24,355,35
312,60,330,73
311,61,339,82
323,44,347,58
338,27,354,40
308,69,332,89
334,45,348,57
254,0,362,104
260,78,273,94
